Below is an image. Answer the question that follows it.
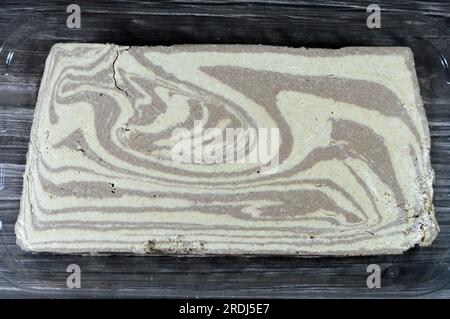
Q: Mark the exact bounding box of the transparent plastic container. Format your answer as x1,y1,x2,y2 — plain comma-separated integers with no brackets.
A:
0,2,449,298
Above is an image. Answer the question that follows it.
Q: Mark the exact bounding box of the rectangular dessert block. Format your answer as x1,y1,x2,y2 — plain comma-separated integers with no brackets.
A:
15,43,438,255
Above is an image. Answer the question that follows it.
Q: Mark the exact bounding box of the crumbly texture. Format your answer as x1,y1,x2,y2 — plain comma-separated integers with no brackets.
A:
15,43,439,255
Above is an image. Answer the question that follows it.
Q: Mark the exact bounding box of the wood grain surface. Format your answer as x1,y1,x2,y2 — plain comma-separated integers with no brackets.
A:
0,0,450,298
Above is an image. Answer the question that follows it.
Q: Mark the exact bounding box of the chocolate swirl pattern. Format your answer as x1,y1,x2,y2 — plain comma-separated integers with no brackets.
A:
15,43,438,255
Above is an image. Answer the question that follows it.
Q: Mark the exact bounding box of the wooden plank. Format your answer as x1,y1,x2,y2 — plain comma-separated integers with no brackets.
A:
0,0,449,298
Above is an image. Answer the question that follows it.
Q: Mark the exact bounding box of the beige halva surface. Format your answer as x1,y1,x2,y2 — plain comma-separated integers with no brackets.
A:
15,43,438,255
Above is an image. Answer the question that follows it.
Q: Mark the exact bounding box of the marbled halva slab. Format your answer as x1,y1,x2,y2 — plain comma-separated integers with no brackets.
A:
15,43,438,255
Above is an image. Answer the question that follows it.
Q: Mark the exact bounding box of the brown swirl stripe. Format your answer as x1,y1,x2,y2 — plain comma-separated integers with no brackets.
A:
15,43,438,255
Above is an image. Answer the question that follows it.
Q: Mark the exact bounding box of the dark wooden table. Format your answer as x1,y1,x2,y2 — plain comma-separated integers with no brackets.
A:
0,0,449,298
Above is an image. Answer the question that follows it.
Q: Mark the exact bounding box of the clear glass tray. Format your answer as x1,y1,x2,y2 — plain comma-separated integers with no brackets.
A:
0,2,449,298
